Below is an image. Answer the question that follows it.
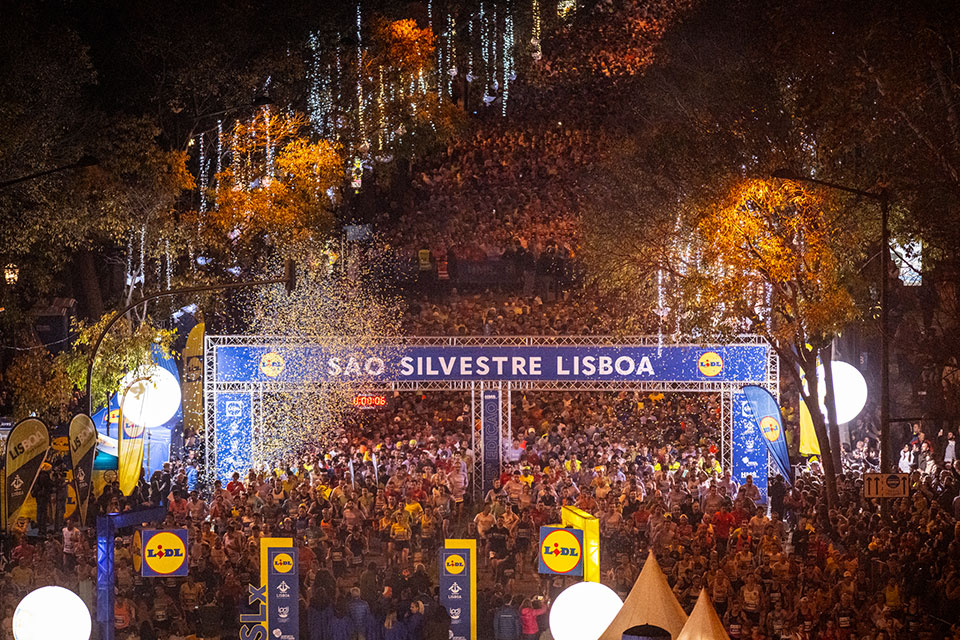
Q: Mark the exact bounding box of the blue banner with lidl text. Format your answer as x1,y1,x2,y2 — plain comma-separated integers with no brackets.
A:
212,344,768,384
742,385,793,486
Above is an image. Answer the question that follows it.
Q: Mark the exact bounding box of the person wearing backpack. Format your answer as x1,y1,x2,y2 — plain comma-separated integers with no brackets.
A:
493,596,521,640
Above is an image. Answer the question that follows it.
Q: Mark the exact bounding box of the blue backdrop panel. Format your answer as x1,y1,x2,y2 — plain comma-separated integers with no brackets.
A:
215,393,253,482
732,392,768,503
213,344,769,384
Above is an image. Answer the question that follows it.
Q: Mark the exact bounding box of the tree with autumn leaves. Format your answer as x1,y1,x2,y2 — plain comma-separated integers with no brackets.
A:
693,179,865,507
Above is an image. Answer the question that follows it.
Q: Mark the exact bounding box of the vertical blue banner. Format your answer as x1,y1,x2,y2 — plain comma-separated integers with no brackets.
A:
742,386,793,485
481,390,501,493
732,392,768,503
267,547,299,640
440,548,473,640
215,393,252,483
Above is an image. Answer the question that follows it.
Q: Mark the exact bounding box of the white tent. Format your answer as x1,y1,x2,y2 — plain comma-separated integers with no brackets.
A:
598,551,688,640
676,589,730,640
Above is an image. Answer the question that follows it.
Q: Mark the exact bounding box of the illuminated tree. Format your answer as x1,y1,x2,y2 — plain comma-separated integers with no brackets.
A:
690,179,864,507
207,111,344,262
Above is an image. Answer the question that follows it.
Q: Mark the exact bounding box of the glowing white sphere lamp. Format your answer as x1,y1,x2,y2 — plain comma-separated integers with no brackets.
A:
118,364,182,428
549,582,623,640
816,361,868,424
14,586,91,640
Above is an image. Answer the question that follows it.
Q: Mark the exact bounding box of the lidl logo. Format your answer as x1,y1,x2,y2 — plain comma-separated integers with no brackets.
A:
259,352,285,378
142,529,188,576
540,529,583,575
272,553,294,574
444,553,466,576
697,352,724,377
760,416,781,443
122,419,144,439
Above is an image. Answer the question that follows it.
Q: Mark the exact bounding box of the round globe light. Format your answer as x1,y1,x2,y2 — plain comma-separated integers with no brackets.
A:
14,586,91,640
816,360,868,424
549,581,623,640
118,364,182,428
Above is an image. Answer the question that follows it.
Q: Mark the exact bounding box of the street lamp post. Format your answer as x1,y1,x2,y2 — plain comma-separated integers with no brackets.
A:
0,154,99,190
772,169,892,473
86,259,296,417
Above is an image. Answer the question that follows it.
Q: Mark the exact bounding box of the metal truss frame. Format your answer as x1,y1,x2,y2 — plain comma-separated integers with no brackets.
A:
203,334,779,491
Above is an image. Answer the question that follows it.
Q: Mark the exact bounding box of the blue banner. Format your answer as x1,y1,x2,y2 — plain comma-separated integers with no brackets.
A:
215,393,253,483
481,390,501,493
742,386,793,486
267,547,299,640
440,548,473,640
732,392,767,503
212,344,768,384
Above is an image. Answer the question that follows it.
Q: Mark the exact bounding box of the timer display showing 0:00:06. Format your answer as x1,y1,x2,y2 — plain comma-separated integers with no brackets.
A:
352,395,387,407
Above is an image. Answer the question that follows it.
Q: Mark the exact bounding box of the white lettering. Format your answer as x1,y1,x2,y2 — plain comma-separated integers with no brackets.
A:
440,357,456,376
556,356,570,376
637,356,655,376
344,357,362,377
492,356,508,375
599,356,613,375
400,357,414,376
460,358,473,376
426,358,439,376
365,358,385,376
529,357,542,375
328,357,342,375
582,356,596,376
476,357,490,375
615,356,634,375
512,357,527,376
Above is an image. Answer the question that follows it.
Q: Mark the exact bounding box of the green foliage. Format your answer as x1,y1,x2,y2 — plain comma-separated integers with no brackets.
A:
60,314,176,412
2,348,74,424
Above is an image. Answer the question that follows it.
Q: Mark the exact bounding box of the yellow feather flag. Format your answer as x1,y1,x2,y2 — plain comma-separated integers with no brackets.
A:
799,395,821,457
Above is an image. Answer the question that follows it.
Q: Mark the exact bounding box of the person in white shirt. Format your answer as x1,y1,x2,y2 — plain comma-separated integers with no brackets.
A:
62,518,82,571
943,431,956,465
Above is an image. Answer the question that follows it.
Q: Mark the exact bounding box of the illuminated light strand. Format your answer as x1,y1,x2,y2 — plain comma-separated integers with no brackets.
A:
532,0,541,42
377,66,385,151
215,120,222,209
198,133,207,214
356,2,365,149
264,104,274,179
502,5,514,117
165,240,172,289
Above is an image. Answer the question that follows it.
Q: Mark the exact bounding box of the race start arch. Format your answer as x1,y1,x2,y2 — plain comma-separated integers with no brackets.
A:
204,335,779,501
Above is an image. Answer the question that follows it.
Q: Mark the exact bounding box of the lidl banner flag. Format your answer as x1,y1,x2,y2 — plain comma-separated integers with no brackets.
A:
798,396,822,456
267,547,299,640
4,418,49,529
732,393,768,503
440,540,477,640
181,323,204,442
69,414,97,526
538,527,584,576
742,386,793,485
117,401,144,497
141,528,189,577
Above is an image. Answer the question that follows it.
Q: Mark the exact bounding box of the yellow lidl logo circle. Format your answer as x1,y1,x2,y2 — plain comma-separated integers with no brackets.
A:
540,529,582,574
444,554,466,575
144,531,187,575
122,419,144,439
273,552,294,573
760,416,781,443
259,352,285,377
697,352,724,377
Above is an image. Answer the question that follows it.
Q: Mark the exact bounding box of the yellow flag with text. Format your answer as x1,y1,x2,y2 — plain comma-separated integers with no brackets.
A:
799,396,821,456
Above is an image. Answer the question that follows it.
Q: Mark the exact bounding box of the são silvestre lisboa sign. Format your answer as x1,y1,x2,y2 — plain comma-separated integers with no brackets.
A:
213,344,769,384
